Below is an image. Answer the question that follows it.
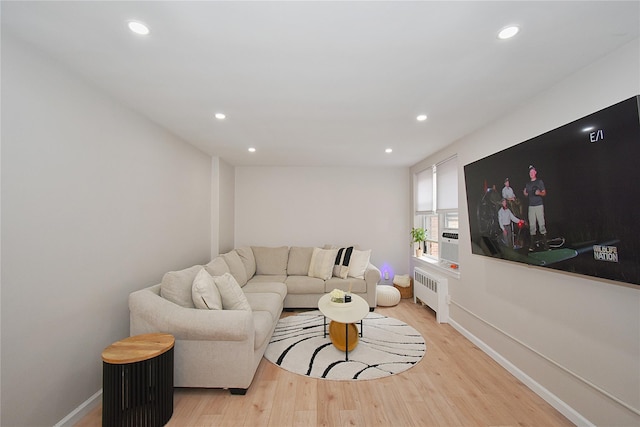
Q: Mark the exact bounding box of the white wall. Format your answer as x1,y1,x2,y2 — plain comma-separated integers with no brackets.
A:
218,159,236,254
210,157,235,256
412,39,640,426
235,166,409,279
1,36,212,426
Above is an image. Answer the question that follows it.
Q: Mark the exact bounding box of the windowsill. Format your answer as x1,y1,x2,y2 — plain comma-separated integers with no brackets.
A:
412,256,461,279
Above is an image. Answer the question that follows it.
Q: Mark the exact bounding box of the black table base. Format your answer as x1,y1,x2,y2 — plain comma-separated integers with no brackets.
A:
103,347,174,427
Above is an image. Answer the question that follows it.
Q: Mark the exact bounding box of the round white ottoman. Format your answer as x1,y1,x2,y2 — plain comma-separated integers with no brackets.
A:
377,285,401,307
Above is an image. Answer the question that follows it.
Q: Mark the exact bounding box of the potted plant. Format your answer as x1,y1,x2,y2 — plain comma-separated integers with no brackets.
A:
410,227,427,257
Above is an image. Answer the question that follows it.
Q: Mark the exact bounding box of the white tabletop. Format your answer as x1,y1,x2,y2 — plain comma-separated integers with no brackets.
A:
318,293,369,324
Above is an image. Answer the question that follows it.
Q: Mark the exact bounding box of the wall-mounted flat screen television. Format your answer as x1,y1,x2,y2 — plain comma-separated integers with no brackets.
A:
463,96,640,286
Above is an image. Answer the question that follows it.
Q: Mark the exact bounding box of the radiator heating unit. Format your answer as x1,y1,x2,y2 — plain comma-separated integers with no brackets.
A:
413,268,449,323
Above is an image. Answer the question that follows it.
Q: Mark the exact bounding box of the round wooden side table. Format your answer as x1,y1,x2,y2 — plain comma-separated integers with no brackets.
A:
102,333,175,427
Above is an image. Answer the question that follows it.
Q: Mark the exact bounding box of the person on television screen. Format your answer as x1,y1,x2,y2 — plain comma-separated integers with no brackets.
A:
523,165,547,251
502,178,516,201
498,198,522,248
502,177,523,217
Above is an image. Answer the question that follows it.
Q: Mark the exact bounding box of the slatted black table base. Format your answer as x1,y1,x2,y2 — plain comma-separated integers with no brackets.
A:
102,347,173,427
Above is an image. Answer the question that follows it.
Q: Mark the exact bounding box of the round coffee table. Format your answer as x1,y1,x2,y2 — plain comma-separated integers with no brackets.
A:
318,293,369,360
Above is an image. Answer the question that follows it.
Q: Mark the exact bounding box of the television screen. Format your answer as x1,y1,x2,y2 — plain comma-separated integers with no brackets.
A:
463,96,640,286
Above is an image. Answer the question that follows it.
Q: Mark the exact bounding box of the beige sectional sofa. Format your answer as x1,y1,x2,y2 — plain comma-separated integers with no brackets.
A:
129,245,380,394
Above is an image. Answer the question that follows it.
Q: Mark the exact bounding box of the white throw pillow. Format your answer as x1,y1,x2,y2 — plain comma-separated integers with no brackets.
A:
213,273,252,311
192,268,222,310
308,248,338,280
347,249,371,279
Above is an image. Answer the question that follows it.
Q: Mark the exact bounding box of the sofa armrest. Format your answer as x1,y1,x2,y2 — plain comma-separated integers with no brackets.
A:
364,263,381,287
129,286,253,342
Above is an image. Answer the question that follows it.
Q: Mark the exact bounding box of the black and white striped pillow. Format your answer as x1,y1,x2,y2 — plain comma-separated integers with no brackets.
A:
333,246,354,279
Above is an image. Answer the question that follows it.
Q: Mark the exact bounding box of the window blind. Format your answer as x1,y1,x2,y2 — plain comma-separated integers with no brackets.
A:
436,156,458,210
415,167,433,213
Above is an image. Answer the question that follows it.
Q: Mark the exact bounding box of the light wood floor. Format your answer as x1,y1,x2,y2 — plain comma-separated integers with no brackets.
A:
76,299,574,426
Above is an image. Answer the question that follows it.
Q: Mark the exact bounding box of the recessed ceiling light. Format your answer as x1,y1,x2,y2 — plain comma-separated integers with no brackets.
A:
385,148,393,153
214,113,226,120
498,26,519,40
128,21,150,36
248,147,256,153
416,114,427,121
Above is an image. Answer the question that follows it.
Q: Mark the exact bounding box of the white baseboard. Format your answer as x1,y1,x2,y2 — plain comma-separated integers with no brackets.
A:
448,318,594,427
54,389,102,427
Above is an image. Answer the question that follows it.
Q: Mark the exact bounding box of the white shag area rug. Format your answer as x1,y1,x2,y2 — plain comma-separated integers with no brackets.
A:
264,311,426,380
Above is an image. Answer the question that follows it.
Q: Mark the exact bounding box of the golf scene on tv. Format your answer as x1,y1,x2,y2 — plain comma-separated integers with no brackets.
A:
464,96,640,286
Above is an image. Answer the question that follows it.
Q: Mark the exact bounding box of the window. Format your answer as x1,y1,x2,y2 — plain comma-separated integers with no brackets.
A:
414,156,459,262
444,211,459,229
422,213,439,258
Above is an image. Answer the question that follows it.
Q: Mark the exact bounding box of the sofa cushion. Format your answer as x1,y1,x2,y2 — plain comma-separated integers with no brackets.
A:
308,248,337,280
252,246,289,275
213,273,252,311
333,246,354,279
160,265,202,308
325,277,367,293
245,293,283,321
286,275,326,294
348,249,371,279
242,281,288,301
247,274,287,284
221,250,248,287
236,246,256,278
287,246,314,276
192,268,222,310
204,256,230,277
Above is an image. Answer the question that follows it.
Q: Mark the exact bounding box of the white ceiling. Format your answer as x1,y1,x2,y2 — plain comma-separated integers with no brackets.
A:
2,1,639,167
